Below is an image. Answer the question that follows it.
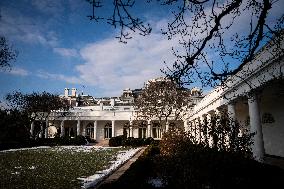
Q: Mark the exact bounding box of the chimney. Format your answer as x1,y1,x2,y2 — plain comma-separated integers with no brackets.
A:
71,88,77,97
64,88,69,97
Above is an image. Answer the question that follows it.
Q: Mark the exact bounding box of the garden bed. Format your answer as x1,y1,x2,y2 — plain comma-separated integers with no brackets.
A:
98,144,284,189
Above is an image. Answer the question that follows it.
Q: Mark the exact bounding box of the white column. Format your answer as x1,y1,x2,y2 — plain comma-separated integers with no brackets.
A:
129,120,133,137
45,120,49,138
147,120,151,137
82,124,86,137
93,121,97,140
60,120,65,137
30,121,35,137
228,102,237,147
39,123,43,138
248,94,265,162
183,120,188,132
193,119,198,143
228,102,237,131
165,121,169,132
199,116,204,143
77,120,81,136
227,103,236,121
206,114,212,147
188,121,193,137
112,120,115,137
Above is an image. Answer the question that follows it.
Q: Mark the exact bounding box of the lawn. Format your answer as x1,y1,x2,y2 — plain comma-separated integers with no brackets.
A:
0,146,133,189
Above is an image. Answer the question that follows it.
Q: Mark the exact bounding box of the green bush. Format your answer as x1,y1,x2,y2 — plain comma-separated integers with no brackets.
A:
85,136,96,143
122,137,144,147
35,136,88,146
73,135,88,145
109,135,125,147
157,127,266,188
109,136,157,147
143,137,154,145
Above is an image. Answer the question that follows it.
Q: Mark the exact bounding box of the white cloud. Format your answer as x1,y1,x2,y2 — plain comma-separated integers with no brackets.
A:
36,70,82,84
76,32,178,96
30,0,64,15
0,67,30,76
0,6,59,47
53,48,78,57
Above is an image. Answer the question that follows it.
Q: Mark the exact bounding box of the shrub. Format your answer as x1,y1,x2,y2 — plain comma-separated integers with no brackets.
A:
85,136,96,143
109,136,157,147
109,135,125,147
143,137,154,145
73,135,88,145
158,125,259,188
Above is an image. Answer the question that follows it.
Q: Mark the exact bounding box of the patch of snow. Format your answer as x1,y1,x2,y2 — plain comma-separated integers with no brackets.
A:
28,166,36,170
148,178,165,188
0,146,51,153
78,147,141,189
11,171,20,175
51,145,122,153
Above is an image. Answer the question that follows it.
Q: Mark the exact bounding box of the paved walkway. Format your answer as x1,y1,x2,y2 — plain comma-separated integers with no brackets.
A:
264,155,284,170
93,147,147,189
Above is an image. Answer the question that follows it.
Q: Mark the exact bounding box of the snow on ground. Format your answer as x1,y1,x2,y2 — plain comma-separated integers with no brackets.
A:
78,147,141,189
148,178,165,188
0,146,51,153
0,145,121,153
51,145,121,153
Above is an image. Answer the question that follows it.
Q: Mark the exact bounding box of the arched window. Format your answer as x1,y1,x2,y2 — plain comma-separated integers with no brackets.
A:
152,122,162,139
138,121,147,138
86,123,94,139
123,122,130,137
104,123,112,139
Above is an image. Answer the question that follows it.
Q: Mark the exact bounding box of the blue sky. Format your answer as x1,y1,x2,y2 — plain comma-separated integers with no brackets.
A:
0,0,174,98
0,0,283,100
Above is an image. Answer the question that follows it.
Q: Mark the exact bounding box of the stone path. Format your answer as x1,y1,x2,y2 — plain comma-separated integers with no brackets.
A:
93,147,147,189
264,155,284,170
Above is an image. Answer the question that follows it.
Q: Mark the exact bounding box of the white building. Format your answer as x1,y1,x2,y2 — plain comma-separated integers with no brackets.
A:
30,33,283,163
186,33,284,161
31,86,195,141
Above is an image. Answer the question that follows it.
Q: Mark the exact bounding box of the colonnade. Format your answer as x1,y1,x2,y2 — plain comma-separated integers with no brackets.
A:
30,118,186,140
188,93,265,161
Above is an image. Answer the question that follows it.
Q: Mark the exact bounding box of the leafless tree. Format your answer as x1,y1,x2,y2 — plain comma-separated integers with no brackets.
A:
0,36,17,70
5,91,70,139
87,0,283,87
133,78,192,128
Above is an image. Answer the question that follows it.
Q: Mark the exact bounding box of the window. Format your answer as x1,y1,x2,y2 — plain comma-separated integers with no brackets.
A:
123,123,130,137
138,121,147,138
104,123,112,139
152,122,162,139
86,123,94,139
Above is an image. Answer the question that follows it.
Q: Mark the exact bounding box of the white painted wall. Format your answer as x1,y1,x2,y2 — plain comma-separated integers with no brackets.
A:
260,85,284,157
